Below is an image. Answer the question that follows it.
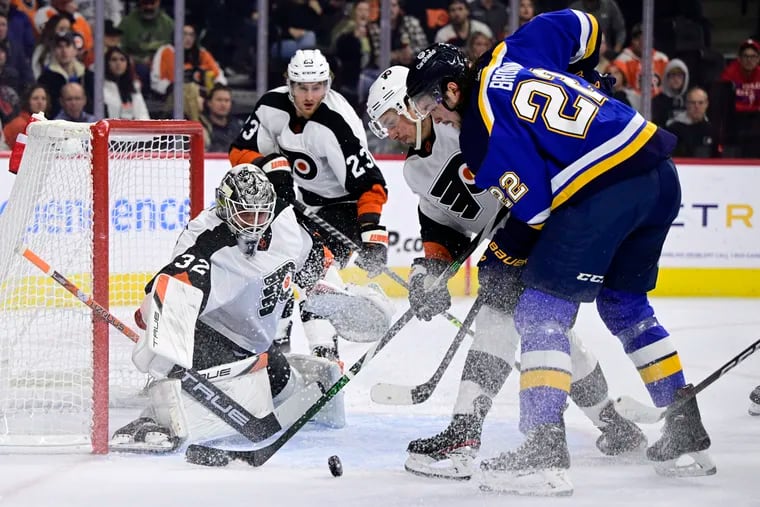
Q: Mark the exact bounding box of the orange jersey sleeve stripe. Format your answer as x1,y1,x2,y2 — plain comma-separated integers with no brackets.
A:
356,183,388,219
229,147,263,166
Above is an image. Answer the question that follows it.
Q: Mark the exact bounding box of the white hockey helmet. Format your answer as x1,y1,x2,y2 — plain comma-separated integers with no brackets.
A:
215,162,276,242
287,49,331,91
366,66,423,149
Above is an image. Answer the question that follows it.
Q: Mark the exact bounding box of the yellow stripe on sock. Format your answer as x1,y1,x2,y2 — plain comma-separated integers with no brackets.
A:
638,354,683,384
520,369,572,392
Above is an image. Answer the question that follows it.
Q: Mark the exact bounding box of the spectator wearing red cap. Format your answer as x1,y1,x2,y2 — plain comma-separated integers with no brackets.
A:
720,38,760,113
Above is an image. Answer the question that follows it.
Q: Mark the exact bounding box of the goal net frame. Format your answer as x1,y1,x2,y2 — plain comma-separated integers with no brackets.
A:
0,119,205,453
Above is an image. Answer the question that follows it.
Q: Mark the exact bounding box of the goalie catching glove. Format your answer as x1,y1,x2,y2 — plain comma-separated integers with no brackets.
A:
408,257,451,321
355,223,389,278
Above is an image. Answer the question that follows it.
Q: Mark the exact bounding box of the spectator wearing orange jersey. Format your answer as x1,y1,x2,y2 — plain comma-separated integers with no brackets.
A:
150,24,227,98
34,0,94,67
720,38,760,113
613,23,669,96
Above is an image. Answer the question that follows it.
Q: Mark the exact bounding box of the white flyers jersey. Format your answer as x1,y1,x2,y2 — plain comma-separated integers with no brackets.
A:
150,203,313,355
404,121,502,237
232,87,386,207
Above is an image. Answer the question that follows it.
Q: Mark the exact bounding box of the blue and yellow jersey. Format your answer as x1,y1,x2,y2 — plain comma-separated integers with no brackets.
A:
461,9,675,227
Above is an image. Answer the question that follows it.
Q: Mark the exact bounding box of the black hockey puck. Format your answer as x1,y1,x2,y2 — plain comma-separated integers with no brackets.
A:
328,455,343,477
185,444,231,467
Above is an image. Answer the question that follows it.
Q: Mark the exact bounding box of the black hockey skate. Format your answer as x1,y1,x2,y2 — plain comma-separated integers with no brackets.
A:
110,417,181,453
748,385,760,416
405,414,482,480
647,384,716,477
479,423,573,496
596,401,647,456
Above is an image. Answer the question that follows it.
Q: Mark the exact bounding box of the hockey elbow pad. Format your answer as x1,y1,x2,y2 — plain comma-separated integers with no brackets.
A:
254,154,295,203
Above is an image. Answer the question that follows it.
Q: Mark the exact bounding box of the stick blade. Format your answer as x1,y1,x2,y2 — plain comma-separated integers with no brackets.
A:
370,382,415,405
614,395,666,424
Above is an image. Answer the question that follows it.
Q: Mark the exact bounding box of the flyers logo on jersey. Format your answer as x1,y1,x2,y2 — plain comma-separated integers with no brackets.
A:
259,261,297,317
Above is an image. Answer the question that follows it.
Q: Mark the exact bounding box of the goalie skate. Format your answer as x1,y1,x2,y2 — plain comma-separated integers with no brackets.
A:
479,423,573,497
405,414,481,480
647,384,716,477
110,417,182,453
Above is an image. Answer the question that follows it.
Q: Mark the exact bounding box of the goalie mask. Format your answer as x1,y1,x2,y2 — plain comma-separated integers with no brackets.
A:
215,163,276,242
366,66,423,150
406,43,469,119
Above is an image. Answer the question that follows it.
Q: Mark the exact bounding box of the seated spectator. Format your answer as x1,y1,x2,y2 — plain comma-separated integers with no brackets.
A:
469,0,507,41
606,62,641,111
652,58,689,127
720,38,760,114
104,46,149,120
465,30,495,63
34,0,94,67
595,32,611,73
568,0,625,57
367,0,428,68
613,23,669,96
720,38,760,157
118,0,174,92
0,13,33,90
435,0,492,48
504,0,535,36
31,12,73,78
37,31,93,117
103,19,122,50
270,0,321,61
200,84,242,153
0,81,18,126
1,0,34,59
74,0,122,28
150,24,227,99
3,83,48,149
333,14,372,110
54,81,95,122
0,42,21,94
330,0,370,51
666,86,716,158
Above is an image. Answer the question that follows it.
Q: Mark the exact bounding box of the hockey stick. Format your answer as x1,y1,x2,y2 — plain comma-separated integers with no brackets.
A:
290,200,475,339
184,222,490,467
18,246,300,444
614,335,760,424
371,294,484,405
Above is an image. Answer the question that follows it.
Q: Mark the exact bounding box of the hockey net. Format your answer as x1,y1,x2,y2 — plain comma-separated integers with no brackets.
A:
0,119,204,453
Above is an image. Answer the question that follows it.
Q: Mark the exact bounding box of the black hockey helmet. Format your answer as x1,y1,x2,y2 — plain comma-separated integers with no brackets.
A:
406,43,470,119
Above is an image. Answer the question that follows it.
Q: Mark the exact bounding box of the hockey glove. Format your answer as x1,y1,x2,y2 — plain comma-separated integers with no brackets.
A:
254,154,295,203
408,257,451,321
355,223,389,278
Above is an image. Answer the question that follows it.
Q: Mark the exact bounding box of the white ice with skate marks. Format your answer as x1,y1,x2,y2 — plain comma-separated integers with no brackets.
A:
2,298,760,506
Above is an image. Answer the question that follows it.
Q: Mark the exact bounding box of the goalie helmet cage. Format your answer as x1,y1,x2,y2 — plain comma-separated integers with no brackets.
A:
0,119,204,454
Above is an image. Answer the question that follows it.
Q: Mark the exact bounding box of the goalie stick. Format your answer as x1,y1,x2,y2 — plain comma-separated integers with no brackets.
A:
184,218,492,467
371,294,484,405
615,335,760,424
290,200,475,339
18,246,306,445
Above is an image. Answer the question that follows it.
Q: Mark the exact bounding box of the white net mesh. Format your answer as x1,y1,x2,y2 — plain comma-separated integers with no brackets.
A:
0,120,201,452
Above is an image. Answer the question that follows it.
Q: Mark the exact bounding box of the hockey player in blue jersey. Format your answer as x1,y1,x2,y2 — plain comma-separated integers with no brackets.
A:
406,9,714,496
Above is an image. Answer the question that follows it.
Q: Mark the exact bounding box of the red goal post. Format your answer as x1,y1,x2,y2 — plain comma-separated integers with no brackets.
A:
0,119,205,453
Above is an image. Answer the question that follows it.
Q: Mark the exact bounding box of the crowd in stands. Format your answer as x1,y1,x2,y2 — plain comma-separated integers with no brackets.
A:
0,0,759,158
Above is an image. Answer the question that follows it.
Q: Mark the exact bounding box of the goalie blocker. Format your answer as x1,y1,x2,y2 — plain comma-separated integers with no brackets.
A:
112,273,393,453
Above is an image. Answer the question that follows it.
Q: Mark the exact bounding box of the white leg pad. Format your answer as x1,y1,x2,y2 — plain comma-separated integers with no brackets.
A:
286,353,345,428
302,318,339,351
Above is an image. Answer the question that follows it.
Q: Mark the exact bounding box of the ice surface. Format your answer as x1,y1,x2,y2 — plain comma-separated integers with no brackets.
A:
2,297,760,507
